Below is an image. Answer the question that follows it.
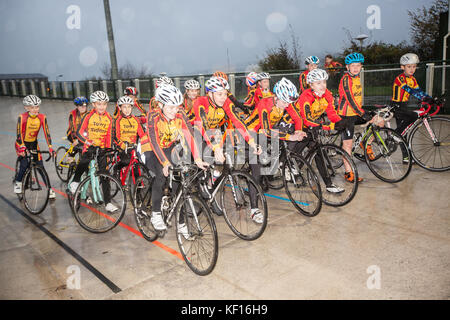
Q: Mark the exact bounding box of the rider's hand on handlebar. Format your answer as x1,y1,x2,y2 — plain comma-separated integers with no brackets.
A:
163,163,170,177
195,159,210,171
214,147,225,163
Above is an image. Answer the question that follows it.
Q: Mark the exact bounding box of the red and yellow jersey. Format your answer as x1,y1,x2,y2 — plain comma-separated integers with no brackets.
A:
15,112,52,152
392,73,419,103
149,97,161,112
244,97,303,140
67,109,87,143
253,87,274,107
295,89,341,130
191,96,255,150
299,70,309,93
243,87,257,109
76,109,113,151
140,109,201,167
324,61,342,71
113,113,146,150
338,72,365,117
113,99,146,119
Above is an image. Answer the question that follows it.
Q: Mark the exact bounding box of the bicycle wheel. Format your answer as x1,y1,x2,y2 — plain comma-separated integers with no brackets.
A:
309,144,359,207
132,175,158,242
14,157,23,201
352,132,366,162
175,194,218,276
282,153,322,217
22,166,50,215
220,171,268,240
365,128,412,183
409,116,450,172
128,162,149,200
54,146,75,182
72,173,126,233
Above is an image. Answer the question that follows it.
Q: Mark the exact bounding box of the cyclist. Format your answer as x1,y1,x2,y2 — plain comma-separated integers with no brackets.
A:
182,79,200,118
67,96,89,159
14,95,56,198
299,56,320,94
113,86,146,120
149,76,174,112
212,71,248,115
68,91,118,212
337,53,376,182
294,69,345,193
242,71,258,115
113,95,146,173
252,72,274,108
139,84,209,234
324,54,343,74
392,53,433,161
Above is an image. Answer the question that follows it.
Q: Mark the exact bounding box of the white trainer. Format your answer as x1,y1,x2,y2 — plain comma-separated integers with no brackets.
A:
105,203,119,212
49,189,56,199
14,181,22,194
68,182,79,194
249,208,264,224
326,184,345,193
151,212,167,231
177,223,193,240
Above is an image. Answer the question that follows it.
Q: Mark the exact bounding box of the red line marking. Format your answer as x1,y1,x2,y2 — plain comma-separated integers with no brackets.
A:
2,161,183,261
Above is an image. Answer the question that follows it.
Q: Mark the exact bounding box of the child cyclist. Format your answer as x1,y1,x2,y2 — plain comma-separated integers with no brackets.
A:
14,95,56,199
299,56,320,94
337,53,377,182
67,96,89,158
113,86,147,119
242,71,258,115
68,91,118,212
113,95,146,172
149,76,174,112
139,84,209,233
182,79,201,116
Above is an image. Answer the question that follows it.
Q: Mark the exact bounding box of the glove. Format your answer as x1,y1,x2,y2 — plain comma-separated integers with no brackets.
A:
17,145,26,156
49,147,55,157
361,112,372,122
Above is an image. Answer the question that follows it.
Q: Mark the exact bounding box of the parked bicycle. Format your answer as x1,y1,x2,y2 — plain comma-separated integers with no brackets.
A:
54,139,80,182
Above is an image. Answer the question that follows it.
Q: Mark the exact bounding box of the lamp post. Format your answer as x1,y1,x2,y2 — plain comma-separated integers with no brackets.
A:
354,34,368,51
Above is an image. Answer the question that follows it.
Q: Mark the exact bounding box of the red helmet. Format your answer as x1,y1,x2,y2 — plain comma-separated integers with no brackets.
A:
213,71,228,81
124,86,138,96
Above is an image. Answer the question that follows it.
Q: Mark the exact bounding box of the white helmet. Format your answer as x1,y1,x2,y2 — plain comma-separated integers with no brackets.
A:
306,69,329,84
23,95,41,106
273,78,299,103
205,76,230,92
184,79,200,90
400,53,419,65
156,76,174,87
90,91,109,103
256,72,271,81
117,95,134,106
155,84,184,106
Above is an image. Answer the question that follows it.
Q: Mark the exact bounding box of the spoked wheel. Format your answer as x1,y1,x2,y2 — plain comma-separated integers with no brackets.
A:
220,171,268,241
309,144,359,207
365,128,412,183
282,153,322,217
72,173,126,233
132,175,158,242
408,116,450,172
352,132,367,162
55,146,78,182
175,195,218,276
22,166,50,215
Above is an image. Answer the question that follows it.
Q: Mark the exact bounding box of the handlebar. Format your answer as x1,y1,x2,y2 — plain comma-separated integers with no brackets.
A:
28,150,52,162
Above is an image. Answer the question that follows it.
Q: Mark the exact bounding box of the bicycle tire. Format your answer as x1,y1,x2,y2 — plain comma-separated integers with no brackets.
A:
365,128,412,183
175,194,218,276
22,166,50,215
308,144,359,207
132,175,159,242
128,162,149,200
54,146,72,182
72,173,126,233
282,152,322,216
408,116,450,172
220,171,268,241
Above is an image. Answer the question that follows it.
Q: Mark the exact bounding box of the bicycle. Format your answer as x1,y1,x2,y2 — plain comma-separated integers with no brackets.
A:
132,162,219,276
69,147,127,233
54,139,80,182
14,150,52,215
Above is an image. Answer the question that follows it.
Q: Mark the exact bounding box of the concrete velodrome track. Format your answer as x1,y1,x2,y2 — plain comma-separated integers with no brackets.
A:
0,97,448,300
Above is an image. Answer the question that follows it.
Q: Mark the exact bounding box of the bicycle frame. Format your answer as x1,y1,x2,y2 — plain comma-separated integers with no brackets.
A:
80,159,103,204
57,144,75,169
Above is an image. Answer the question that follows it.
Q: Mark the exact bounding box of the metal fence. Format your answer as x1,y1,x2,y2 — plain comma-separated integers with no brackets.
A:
1,61,448,112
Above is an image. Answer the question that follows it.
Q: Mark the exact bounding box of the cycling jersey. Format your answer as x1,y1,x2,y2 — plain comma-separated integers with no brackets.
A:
67,109,87,143
338,72,365,117
191,96,255,151
392,73,430,103
243,87,257,109
244,97,303,140
149,97,160,112
295,88,341,130
299,70,309,93
253,87,274,107
76,109,113,151
15,112,52,155
140,109,201,167
113,113,146,150
324,61,342,71
113,99,146,119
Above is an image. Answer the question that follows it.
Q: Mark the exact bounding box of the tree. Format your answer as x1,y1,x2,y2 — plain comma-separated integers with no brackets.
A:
408,0,448,60
100,61,153,79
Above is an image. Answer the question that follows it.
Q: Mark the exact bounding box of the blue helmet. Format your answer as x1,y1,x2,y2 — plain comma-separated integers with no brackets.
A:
305,56,320,65
345,53,364,65
74,96,89,106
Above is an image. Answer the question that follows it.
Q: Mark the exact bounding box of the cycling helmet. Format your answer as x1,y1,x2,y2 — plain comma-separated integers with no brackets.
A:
205,76,230,92
23,95,41,106
345,52,364,65
74,96,89,106
156,76,174,88
256,72,271,81
400,53,419,65
305,56,320,65
155,84,184,106
246,72,258,87
90,90,109,103
117,95,134,106
184,79,200,90
213,71,228,81
306,69,329,84
273,77,299,103
124,86,138,96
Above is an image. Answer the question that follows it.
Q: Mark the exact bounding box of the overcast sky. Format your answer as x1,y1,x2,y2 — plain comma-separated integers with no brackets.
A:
0,0,436,81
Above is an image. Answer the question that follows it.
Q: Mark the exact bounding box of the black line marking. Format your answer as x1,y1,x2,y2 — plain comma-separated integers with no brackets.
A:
0,193,122,294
